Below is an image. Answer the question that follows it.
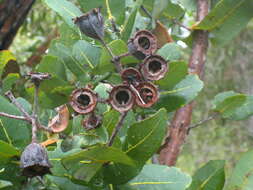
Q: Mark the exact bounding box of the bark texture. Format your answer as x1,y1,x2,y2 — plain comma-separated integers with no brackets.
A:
0,0,35,50
159,0,209,166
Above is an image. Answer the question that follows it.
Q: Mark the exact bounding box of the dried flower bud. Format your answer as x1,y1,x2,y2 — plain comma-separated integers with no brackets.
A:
128,30,157,60
82,114,102,130
73,7,104,40
20,143,52,177
121,67,142,86
48,104,69,133
135,82,159,108
109,85,135,112
140,55,168,81
70,88,98,114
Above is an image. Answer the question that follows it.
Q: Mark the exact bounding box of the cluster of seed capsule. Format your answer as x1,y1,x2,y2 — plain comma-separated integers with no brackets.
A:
70,11,169,130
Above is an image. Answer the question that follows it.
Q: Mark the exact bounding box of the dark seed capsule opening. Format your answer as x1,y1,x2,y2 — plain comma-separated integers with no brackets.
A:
138,36,150,50
140,55,168,81
82,114,102,130
121,67,142,86
109,85,135,112
70,88,97,114
135,82,159,108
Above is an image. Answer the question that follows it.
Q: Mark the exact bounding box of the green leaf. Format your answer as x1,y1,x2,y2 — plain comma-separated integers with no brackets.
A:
53,43,87,78
0,140,20,163
152,0,168,19
167,1,185,19
194,0,253,45
46,175,89,190
1,73,19,93
187,160,225,190
212,93,246,118
72,40,101,69
78,0,126,25
229,96,253,120
211,91,238,109
37,55,67,81
0,96,30,148
155,74,204,112
62,145,136,168
0,180,12,189
44,0,82,30
224,150,253,190
156,61,188,90
0,50,16,79
124,109,167,164
157,42,182,61
119,164,192,190
95,40,137,74
121,0,142,42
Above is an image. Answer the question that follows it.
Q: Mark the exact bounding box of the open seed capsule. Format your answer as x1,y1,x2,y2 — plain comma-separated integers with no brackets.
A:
82,114,102,130
128,30,157,60
20,143,52,177
109,85,135,112
140,55,168,81
70,88,98,114
135,82,159,108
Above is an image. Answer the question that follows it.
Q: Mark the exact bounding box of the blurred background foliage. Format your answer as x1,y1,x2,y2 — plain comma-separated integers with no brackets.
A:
4,0,253,176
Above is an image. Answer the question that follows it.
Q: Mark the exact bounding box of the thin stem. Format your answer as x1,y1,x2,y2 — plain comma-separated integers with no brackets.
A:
188,113,219,130
31,84,40,143
31,117,37,143
5,91,31,119
107,111,128,146
0,112,30,122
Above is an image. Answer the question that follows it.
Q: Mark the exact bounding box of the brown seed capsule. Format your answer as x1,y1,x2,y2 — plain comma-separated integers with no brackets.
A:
82,114,102,130
135,82,159,108
70,88,98,114
140,55,168,81
121,67,143,86
128,30,157,60
109,85,135,112
73,7,104,40
20,143,52,177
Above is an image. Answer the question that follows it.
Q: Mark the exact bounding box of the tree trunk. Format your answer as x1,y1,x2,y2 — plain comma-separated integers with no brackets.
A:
159,0,209,166
0,0,35,50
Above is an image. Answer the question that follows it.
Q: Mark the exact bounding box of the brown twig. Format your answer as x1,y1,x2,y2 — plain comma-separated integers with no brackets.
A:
188,113,219,130
159,0,209,166
0,112,30,122
107,111,128,146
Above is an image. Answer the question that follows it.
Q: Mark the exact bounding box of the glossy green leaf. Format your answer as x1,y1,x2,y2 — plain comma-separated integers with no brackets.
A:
229,96,253,120
125,109,167,164
0,140,20,163
119,164,192,190
62,145,136,168
156,61,188,90
72,40,101,69
46,175,89,190
1,73,19,93
157,42,182,61
0,50,16,79
225,150,253,190
212,93,246,118
0,180,12,189
194,0,253,45
187,160,225,190
37,55,67,81
155,74,204,112
44,0,82,30
121,0,142,42
152,0,168,19
167,1,185,19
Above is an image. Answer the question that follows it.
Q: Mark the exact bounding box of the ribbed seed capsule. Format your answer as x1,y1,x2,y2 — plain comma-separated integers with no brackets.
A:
109,85,135,112
70,88,98,114
121,67,143,86
73,7,104,40
20,143,52,177
135,82,159,108
140,55,168,81
128,30,157,60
